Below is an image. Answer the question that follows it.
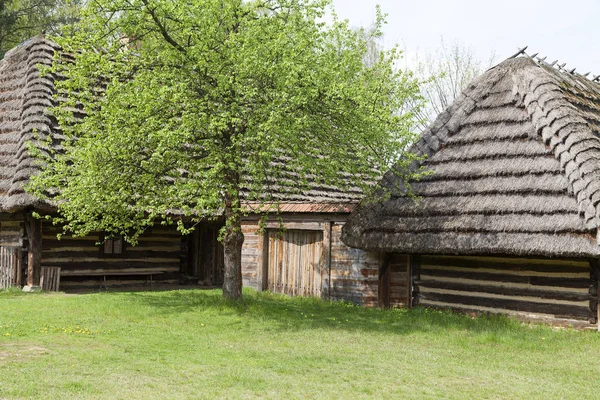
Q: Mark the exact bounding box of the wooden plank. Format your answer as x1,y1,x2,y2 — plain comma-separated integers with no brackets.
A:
0,247,8,289
260,222,324,231
419,291,590,319
41,267,61,291
421,263,590,278
417,278,591,301
42,235,97,241
420,275,589,294
14,247,22,286
41,251,179,259
422,255,590,268
51,261,181,270
419,286,589,307
60,267,177,276
322,222,331,299
42,257,180,263
419,299,592,324
420,268,589,287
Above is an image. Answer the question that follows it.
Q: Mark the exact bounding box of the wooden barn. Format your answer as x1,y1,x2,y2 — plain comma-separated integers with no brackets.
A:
342,53,600,325
0,35,381,300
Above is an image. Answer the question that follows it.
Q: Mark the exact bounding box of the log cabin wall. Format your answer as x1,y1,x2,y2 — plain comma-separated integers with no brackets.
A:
0,219,24,248
241,214,379,305
42,222,184,289
413,255,597,323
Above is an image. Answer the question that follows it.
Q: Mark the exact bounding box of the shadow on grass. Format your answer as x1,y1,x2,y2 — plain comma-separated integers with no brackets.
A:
121,288,537,336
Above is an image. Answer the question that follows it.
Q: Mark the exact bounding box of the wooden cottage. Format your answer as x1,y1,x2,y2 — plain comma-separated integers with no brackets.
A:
342,54,600,325
0,35,381,301
0,36,223,291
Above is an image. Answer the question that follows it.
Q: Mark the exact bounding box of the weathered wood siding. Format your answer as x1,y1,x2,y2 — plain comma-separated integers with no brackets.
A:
414,255,596,322
241,221,262,289
241,216,379,305
40,266,60,291
267,230,323,297
0,220,24,288
42,222,183,287
329,223,379,305
0,247,20,289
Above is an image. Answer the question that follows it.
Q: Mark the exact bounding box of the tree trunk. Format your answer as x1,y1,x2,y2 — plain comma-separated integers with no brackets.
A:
222,187,244,300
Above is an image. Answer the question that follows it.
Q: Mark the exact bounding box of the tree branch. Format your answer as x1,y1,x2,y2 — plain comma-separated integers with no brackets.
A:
140,0,186,53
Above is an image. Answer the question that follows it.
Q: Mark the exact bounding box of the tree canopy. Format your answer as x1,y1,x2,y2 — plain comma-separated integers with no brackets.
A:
0,0,81,58
28,0,423,299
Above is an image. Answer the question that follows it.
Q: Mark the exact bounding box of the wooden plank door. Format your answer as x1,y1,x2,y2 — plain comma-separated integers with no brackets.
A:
267,230,323,297
379,254,410,308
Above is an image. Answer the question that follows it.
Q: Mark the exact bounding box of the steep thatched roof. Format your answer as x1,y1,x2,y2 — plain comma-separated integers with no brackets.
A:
0,35,362,214
0,35,57,212
343,55,600,258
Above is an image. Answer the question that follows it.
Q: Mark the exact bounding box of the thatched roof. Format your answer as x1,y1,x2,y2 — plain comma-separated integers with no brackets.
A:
0,35,57,212
0,35,362,214
342,55,600,258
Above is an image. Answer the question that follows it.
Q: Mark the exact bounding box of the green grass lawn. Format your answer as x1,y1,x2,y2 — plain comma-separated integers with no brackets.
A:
0,288,599,399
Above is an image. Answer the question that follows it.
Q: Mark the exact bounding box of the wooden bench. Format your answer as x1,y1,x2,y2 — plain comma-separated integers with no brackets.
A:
59,267,175,290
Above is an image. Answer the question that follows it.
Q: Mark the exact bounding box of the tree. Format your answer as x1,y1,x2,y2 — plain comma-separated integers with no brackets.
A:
408,40,495,131
0,0,82,57
28,0,423,299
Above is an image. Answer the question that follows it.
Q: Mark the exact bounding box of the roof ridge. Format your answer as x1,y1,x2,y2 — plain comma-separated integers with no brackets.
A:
510,45,600,84
504,57,600,231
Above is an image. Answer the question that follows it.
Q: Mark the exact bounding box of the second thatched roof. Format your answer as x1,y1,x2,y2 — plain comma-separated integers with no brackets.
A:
342,55,600,258
0,35,363,214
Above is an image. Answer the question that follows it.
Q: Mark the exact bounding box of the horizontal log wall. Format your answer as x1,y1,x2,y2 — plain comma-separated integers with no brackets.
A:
0,220,24,247
42,223,184,288
414,255,596,322
241,215,379,305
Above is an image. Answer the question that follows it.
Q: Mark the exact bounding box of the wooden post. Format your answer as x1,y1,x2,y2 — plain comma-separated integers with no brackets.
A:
322,222,332,300
410,255,421,308
14,248,22,286
591,259,600,331
190,229,199,278
258,230,269,291
24,214,42,291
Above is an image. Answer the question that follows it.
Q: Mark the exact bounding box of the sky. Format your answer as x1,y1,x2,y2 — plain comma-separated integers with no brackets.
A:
331,0,600,75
